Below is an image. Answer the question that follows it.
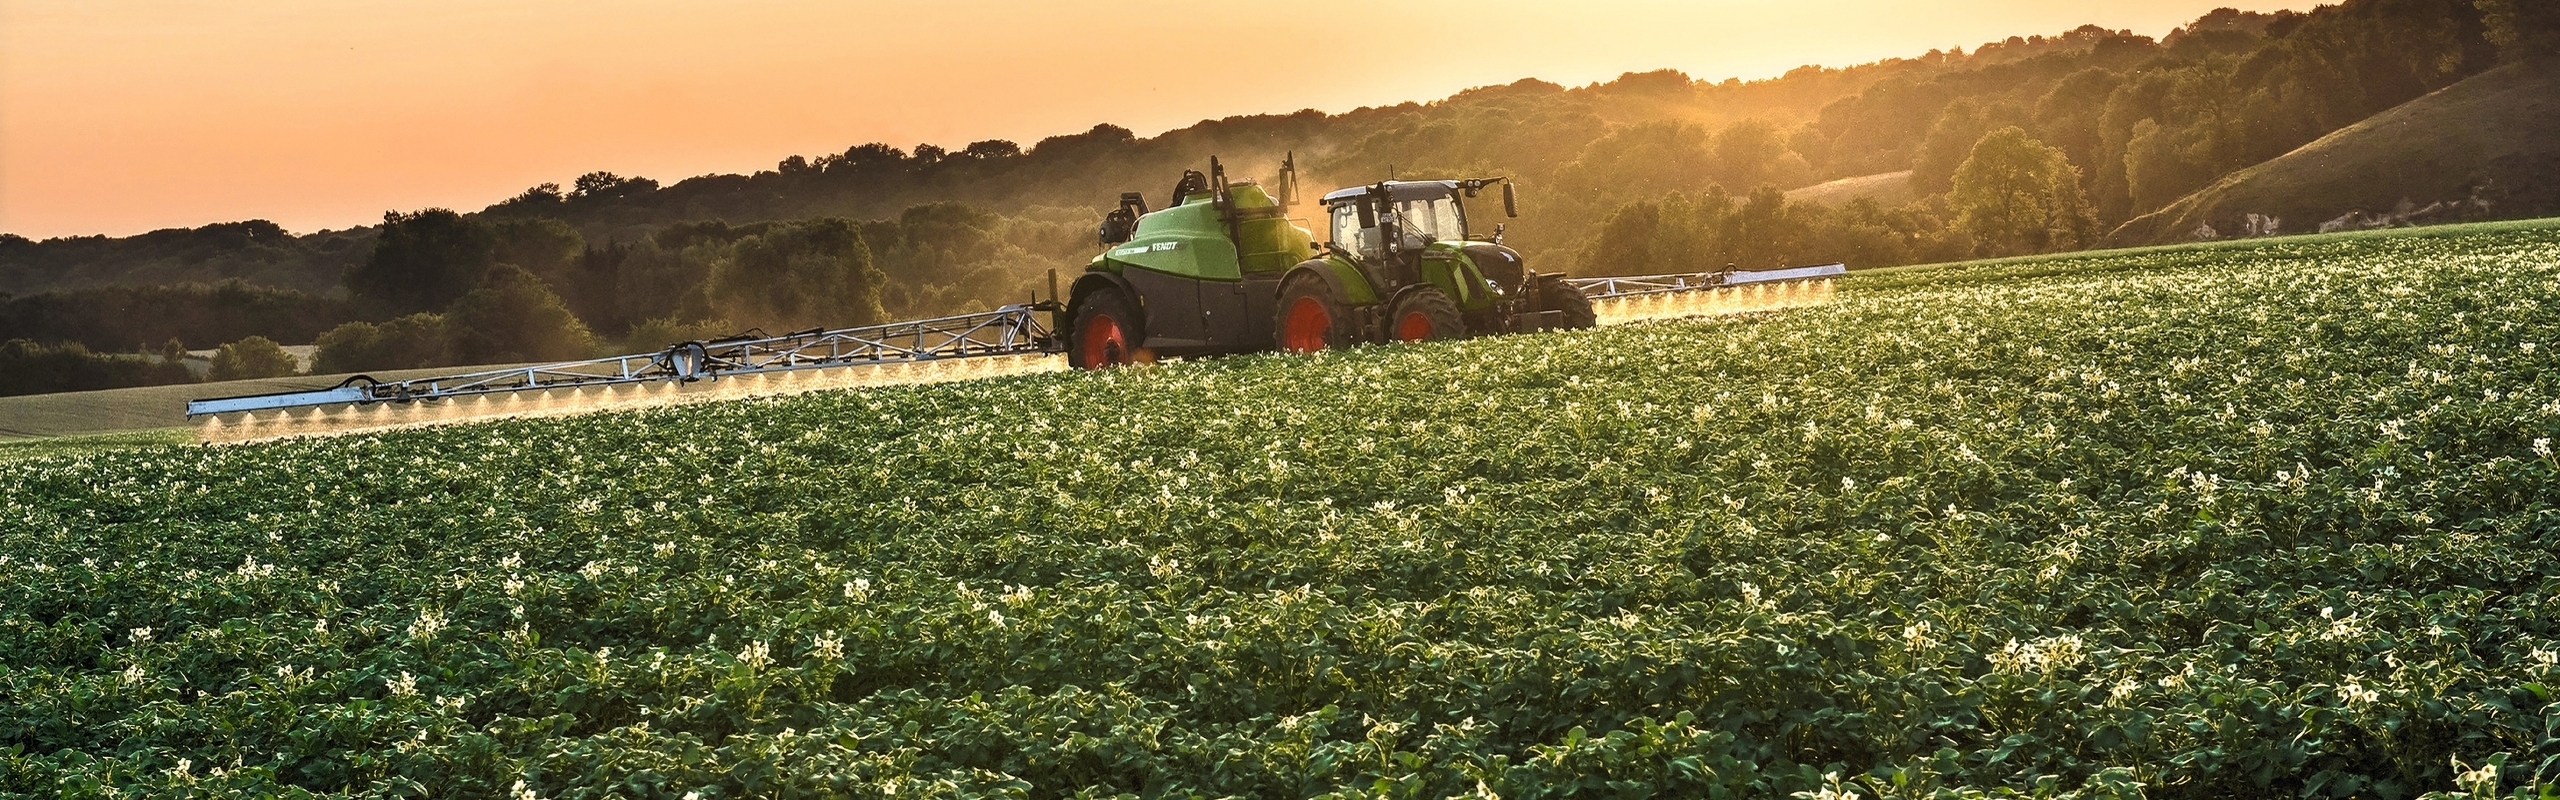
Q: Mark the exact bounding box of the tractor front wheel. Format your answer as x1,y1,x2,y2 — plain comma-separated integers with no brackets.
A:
1070,287,1145,369
1539,276,1599,330
1276,275,1358,353
1389,288,1466,343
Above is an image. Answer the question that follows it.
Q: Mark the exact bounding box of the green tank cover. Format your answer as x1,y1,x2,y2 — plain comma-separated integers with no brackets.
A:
1228,184,1313,275
1090,183,1314,281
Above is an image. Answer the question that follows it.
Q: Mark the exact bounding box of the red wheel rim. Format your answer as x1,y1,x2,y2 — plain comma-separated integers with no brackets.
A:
1281,296,1330,353
1078,312,1127,367
1395,310,1434,342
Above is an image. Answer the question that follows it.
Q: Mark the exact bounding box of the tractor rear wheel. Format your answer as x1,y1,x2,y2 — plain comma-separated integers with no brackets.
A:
1070,287,1144,369
1389,288,1466,343
1276,275,1358,353
1539,276,1599,330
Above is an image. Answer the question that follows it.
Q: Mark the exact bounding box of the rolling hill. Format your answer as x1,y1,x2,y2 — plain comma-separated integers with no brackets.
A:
2110,60,2560,245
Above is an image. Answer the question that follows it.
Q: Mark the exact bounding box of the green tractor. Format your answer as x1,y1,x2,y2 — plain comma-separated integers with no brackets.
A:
1061,155,1595,368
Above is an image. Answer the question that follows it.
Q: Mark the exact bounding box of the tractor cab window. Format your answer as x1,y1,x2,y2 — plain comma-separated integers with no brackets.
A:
1395,197,1465,246
1329,192,1466,259
1330,203,1377,259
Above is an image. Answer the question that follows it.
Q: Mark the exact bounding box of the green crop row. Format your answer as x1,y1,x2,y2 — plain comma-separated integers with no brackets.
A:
5,224,2560,798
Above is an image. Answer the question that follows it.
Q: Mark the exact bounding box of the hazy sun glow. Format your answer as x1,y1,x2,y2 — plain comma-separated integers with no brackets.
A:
2,0,2312,238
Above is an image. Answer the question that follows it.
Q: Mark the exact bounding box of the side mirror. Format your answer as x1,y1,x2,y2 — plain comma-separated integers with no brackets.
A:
1502,183,1519,218
1356,199,1378,229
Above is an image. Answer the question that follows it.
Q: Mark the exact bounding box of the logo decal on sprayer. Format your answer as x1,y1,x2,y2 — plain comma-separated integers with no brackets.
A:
1110,242,1182,257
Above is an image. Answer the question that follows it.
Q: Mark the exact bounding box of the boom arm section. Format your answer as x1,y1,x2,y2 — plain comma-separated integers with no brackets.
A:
1563,263,1846,297
187,305,1058,417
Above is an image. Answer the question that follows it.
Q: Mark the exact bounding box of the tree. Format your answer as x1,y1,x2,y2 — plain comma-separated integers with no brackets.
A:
309,322,375,374
489,182,563,215
1595,68,1695,96
621,316,738,351
2121,115,2224,214
1711,119,1810,193
1560,121,1722,203
2032,68,2123,196
1027,124,1136,160
208,335,298,380
830,143,909,176
960,140,1021,160
491,218,586,310
870,203,1006,285
1950,127,2098,257
705,218,887,331
1577,199,1665,277
347,209,496,316
1724,185,1819,269
311,313,448,373
2476,0,2560,62
568,171,658,202
443,265,598,365
1819,198,1920,267
1911,99,2023,196
605,240,721,337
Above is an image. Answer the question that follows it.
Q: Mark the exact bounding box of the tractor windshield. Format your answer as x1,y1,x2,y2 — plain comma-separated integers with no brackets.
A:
1325,186,1470,258
1395,197,1466,243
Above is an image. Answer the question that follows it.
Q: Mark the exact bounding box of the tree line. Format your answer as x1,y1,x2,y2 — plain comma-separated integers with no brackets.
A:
0,220,368,297
0,200,1095,393
0,335,305,399
0,282,349,397
307,202,1092,374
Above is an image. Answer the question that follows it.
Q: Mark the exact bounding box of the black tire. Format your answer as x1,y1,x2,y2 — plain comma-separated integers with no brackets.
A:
1540,276,1599,330
1276,273,1359,352
1388,287,1466,343
1069,286,1145,369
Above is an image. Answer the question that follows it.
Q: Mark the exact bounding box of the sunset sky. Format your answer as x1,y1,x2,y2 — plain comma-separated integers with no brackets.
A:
1,0,2316,239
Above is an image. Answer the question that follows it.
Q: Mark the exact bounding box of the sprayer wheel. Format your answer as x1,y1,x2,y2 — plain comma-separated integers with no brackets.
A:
1539,276,1599,330
1276,274,1358,353
1389,288,1467,343
1069,287,1144,369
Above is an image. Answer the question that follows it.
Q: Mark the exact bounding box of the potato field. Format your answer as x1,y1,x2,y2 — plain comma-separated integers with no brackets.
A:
7,222,2560,798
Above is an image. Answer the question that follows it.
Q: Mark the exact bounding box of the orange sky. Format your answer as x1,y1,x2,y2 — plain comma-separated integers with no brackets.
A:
0,0,2315,239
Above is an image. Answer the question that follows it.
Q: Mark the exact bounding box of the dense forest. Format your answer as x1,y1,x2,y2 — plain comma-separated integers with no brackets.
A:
2,0,2551,394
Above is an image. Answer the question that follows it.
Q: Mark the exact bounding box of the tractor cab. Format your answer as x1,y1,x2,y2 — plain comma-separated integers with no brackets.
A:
1319,179,1517,264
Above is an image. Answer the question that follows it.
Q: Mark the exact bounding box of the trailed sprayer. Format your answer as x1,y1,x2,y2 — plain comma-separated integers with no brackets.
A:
1063,155,1596,367
186,155,1842,441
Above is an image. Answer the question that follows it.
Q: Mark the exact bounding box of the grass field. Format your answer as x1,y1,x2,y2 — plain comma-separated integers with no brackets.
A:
1784,170,1917,209
0,363,543,442
6,220,2560,797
